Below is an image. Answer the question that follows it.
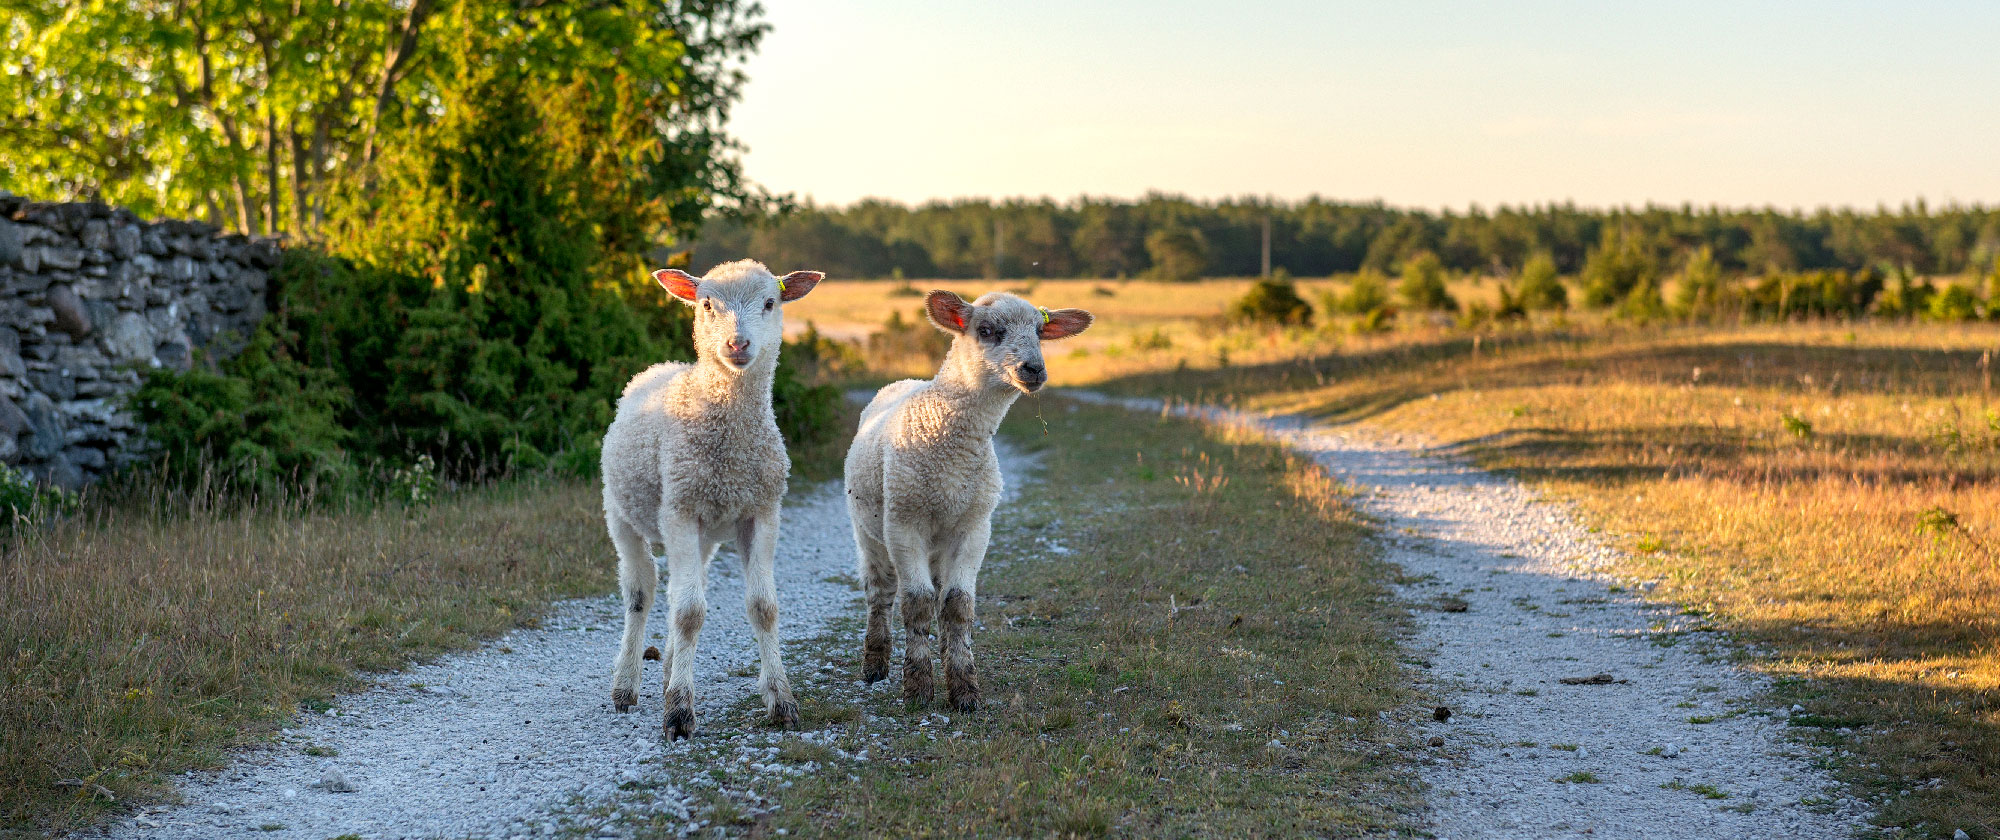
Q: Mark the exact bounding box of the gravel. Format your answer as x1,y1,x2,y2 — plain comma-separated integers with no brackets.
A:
94,442,1034,840
1065,391,1871,840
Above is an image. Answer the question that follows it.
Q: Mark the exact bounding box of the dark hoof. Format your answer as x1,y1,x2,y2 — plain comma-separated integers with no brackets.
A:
612,688,637,712
664,706,696,740
768,699,800,729
862,658,889,684
948,684,980,712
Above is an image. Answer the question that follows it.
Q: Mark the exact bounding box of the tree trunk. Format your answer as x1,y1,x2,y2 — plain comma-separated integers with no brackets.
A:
361,0,435,168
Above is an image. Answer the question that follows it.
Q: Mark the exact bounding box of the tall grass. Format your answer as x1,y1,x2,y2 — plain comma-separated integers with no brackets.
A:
0,466,614,833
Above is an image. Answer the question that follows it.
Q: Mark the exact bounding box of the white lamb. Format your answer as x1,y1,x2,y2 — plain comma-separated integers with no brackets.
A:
844,290,1092,709
600,259,823,739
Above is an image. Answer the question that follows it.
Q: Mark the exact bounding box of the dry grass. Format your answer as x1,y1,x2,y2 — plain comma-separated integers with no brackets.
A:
0,477,618,834
1093,319,2000,837
763,399,1421,836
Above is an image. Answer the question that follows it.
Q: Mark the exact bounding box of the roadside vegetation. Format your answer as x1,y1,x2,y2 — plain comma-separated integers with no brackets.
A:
755,398,1419,837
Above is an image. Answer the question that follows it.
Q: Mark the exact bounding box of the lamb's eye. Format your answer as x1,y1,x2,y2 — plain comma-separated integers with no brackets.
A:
700,299,711,311
764,298,775,312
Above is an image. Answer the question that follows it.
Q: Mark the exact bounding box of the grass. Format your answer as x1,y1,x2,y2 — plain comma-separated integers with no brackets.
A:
1,404,859,836
1086,318,2000,837
758,397,1420,836
0,476,617,833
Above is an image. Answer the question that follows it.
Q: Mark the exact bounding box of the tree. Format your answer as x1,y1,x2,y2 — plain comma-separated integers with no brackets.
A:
1515,252,1567,311
0,0,769,246
1397,251,1456,311
1230,270,1313,326
1146,225,1208,282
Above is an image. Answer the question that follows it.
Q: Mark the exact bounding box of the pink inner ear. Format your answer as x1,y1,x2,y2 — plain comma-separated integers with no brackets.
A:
926,291,969,331
653,269,698,302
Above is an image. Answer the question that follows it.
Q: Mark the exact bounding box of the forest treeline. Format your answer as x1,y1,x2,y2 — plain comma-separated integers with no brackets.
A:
692,194,2000,282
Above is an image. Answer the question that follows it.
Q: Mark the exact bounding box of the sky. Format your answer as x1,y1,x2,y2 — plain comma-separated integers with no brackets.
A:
726,0,2000,211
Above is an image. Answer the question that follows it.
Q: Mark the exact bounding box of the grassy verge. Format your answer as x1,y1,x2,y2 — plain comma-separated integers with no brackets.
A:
0,476,614,835
750,397,1419,837
1,405,859,837
1100,321,2000,838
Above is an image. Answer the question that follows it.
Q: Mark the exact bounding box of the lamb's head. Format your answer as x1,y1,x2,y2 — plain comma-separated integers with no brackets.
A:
925,290,1092,393
653,260,823,374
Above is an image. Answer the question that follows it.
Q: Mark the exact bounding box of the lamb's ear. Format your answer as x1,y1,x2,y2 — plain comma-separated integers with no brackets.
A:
778,270,824,302
1038,308,1093,341
653,268,699,303
924,290,972,334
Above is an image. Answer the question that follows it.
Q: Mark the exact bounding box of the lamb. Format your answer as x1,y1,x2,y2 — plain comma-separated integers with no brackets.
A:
600,259,823,739
844,290,1092,710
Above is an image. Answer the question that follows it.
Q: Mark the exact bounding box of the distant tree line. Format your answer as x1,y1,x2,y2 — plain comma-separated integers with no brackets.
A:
692,194,2000,282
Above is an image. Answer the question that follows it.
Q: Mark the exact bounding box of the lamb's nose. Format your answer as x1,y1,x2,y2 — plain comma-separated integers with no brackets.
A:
1019,362,1044,380
725,337,750,354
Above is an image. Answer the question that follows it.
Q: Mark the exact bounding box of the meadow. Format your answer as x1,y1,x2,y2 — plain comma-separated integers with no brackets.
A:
803,273,2000,835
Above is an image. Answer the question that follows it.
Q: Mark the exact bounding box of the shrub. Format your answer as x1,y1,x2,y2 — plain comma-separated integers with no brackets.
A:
1671,247,1730,321
1580,230,1658,308
1230,270,1313,326
1928,283,1981,322
1330,269,1391,315
1397,252,1456,312
1515,253,1567,311
1615,279,1669,324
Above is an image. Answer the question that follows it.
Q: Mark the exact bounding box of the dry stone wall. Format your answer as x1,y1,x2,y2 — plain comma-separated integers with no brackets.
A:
0,192,278,489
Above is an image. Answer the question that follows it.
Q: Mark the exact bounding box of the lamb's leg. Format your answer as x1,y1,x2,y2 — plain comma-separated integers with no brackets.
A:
887,524,938,706
608,513,656,712
660,515,712,740
940,521,991,712
738,510,798,728
855,524,895,684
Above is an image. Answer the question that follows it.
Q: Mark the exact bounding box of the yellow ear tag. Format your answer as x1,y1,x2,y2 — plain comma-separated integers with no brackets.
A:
1038,306,1051,324
776,276,787,294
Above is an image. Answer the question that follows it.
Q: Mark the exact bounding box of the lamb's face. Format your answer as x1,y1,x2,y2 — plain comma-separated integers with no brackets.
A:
653,260,823,374
926,290,1093,393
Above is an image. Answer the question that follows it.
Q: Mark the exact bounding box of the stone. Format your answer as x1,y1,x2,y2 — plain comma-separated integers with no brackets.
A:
312,768,359,793
48,285,92,338
112,226,141,259
42,452,85,492
142,228,168,256
0,394,27,438
21,393,64,460
28,370,75,401
37,246,83,271
0,218,21,267
71,446,106,469
0,431,15,463
104,312,154,363
155,341,192,371
81,219,111,251
0,327,23,378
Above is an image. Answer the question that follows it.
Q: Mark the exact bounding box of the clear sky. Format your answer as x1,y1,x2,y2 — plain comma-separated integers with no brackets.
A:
726,0,2000,211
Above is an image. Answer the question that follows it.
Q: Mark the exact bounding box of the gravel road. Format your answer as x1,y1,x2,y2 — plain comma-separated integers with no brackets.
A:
1064,391,1871,840
93,441,1033,840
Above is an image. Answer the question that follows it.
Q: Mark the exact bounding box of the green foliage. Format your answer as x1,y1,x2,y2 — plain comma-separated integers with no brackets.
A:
1229,270,1313,326
1927,283,1981,322
0,0,769,241
1581,228,1660,308
1872,269,1933,319
1744,269,1882,321
1515,253,1567,311
1615,279,1669,324
1396,252,1456,312
1330,268,1392,315
130,328,359,497
1671,247,1731,321
1145,225,1209,282
1351,307,1394,334
0,462,75,530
